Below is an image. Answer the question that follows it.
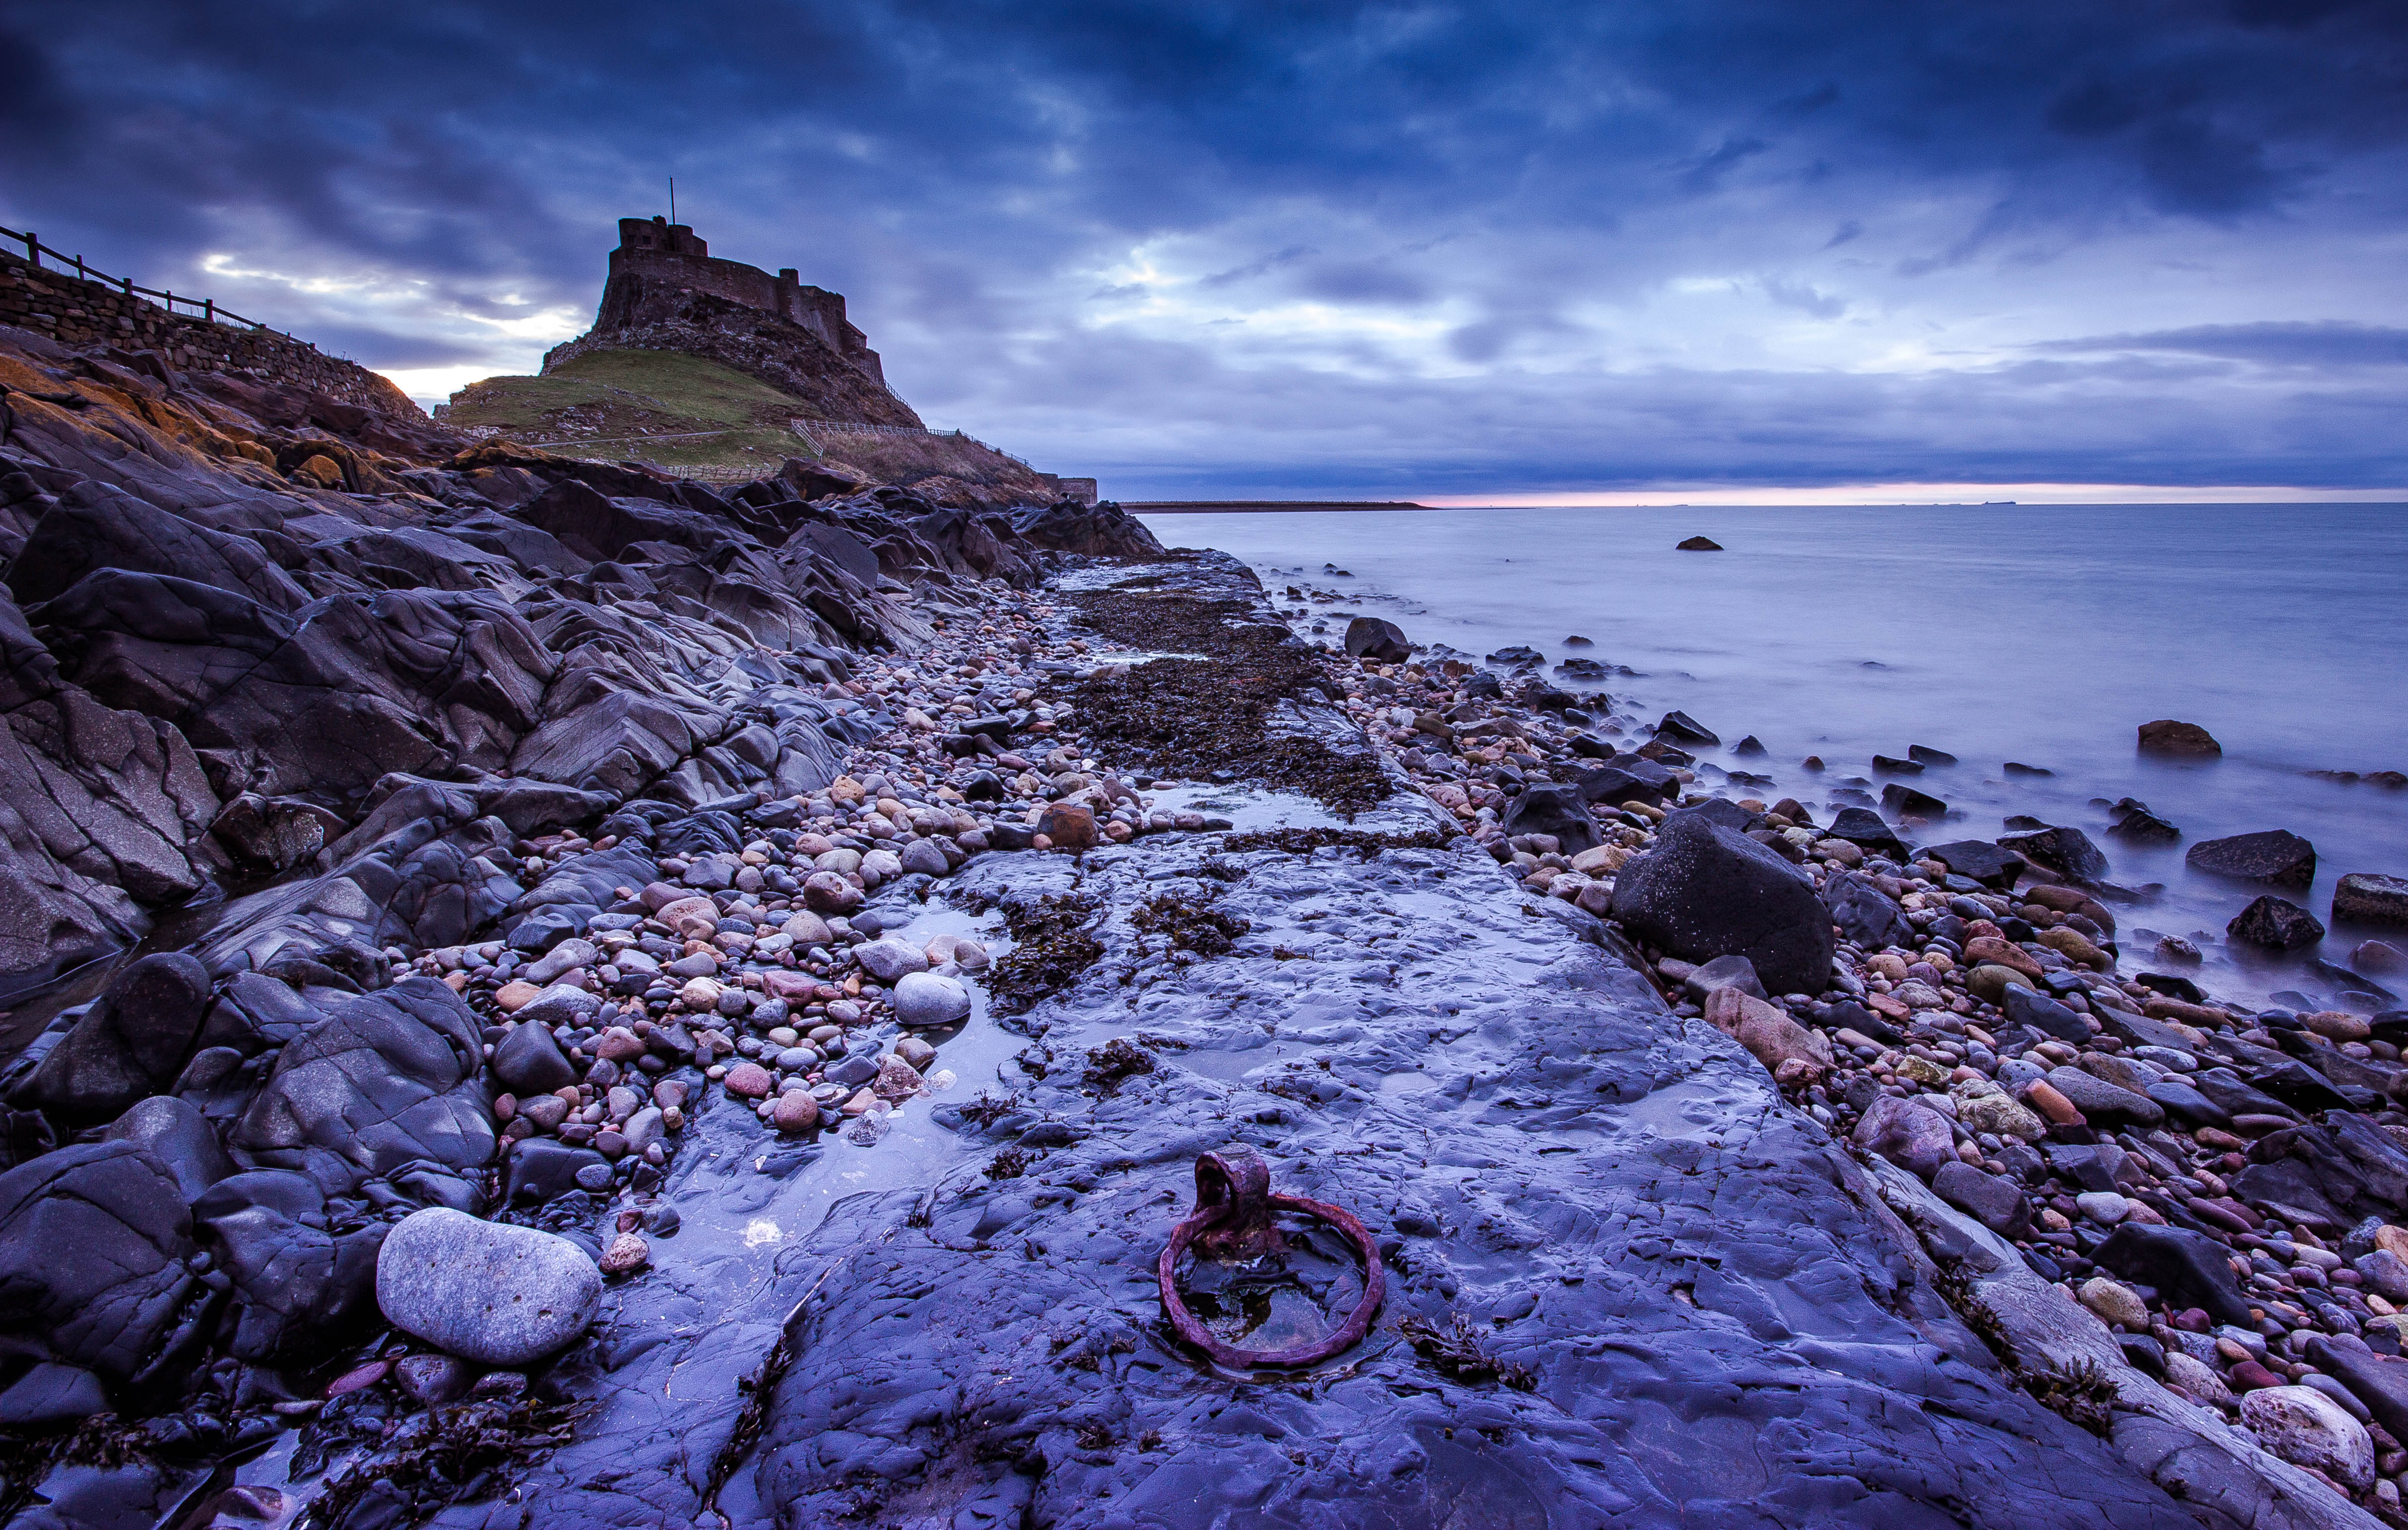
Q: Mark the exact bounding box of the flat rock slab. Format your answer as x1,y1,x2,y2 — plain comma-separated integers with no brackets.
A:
439,773,2206,1530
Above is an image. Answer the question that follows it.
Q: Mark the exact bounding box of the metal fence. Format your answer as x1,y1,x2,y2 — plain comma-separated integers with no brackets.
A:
1,223,289,336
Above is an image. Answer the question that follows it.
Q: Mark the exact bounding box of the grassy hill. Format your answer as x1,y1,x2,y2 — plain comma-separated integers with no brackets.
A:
440,348,824,475
441,347,1063,504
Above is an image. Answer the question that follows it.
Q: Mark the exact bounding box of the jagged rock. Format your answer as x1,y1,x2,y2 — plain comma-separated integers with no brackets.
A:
1700,985,1831,1080
2137,719,2221,757
1010,499,1165,558
1653,710,1719,746
1343,616,1411,663
1611,809,1835,993
1821,869,1911,948
231,978,494,1184
9,952,213,1125
376,1207,601,1366
1572,756,1676,807
0,1140,208,1398
1919,841,2022,889
491,1018,579,1096
2188,830,2317,888
1996,824,2107,882
1933,1160,2031,1236
2229,895,2325,951
2002,985,2091,1044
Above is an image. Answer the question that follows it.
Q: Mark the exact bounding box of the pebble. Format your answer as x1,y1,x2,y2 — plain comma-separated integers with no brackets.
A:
599,1233,651,1276
722,1062,774,1100
893,971,972,1028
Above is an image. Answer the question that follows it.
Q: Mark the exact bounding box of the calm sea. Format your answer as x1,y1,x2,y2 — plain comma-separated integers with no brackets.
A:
1140,504,2408,1013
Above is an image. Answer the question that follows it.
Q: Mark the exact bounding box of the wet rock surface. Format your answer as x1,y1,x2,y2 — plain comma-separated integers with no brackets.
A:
0,322,2404,1526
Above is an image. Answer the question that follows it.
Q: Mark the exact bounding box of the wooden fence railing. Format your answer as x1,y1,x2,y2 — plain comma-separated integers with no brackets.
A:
0,223,290,337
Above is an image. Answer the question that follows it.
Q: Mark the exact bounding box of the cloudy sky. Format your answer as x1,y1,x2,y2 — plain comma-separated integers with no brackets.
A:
5,0,2405,500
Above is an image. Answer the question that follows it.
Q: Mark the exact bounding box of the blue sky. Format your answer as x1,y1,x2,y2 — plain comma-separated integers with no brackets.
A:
5,0,2405,500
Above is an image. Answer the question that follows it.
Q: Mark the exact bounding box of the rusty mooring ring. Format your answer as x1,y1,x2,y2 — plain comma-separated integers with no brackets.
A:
1157,1147,1385,1369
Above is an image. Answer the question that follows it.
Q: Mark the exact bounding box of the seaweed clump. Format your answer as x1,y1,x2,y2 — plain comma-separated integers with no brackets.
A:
1066,590,1389,817
296,1389,591,1528
1400,1312,1537,1391
1130,889,1250,958
987,894,1103,1016
1083,1038,1158,1096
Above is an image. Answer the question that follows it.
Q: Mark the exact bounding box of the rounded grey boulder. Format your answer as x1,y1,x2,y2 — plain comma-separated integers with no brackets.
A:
893,971,971,1028
375,1207,601,1366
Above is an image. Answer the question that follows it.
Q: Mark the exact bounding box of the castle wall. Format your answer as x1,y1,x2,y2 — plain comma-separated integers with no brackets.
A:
605,218,885,382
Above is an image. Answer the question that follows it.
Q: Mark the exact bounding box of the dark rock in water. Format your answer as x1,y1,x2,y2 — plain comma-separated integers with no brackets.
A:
2138,719,2222,757
1563,633,1593,646
1612,810,1834,993
2229,895,2325,951
1908,745,1957,766
1879,782,1947,819
1498,784,1599,854
2003,761,2053,776
2187,829,2316,888
1572,758,1675,807
1997,824,2107,882
8,952,213,1125
0,1140,209,1400
1731,734,1766,756
1933,1160,2031,1237
2003,986,2091,1044
1822,870,1912,949
1485,645,1544,669
1871,754,1924,774
1675,535,1723,550
1921,840,2022,890
2337,873,2408,929
1825,806,1908,860
2132,971,2205,1004
1555,656,1610,681
101,1097,235,1201
1654,710,1719,747
192,1168,386,1361
1668,797,1753,832
1343,616,1411,663
2097,1224,2254,1325
1010,498,1166,558
232,977,495,1184
1565,732,1614,761
492,1017,579,1097
2107,797,2180,843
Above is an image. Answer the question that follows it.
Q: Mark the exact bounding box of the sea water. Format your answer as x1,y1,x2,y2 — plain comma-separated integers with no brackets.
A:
1142,503,2408,1013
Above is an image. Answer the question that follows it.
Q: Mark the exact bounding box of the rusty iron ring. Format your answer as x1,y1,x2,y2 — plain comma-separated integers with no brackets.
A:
1157,1147,1385,1369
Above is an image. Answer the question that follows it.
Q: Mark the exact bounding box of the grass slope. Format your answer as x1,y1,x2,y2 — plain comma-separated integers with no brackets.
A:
442,349,822,474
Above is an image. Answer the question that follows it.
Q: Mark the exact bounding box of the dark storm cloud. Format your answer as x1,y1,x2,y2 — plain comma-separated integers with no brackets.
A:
3,0,2404,492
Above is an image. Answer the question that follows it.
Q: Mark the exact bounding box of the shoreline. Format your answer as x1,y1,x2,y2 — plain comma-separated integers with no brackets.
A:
0,332,2398,1526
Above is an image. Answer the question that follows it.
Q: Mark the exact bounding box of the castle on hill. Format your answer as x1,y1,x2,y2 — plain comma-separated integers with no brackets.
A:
541,216,926,429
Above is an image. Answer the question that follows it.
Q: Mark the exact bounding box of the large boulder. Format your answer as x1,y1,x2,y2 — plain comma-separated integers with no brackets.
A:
2336,873,2408,930
1852,1095,1956,1180
2094,1222,2253,1325
1822,806,1907,861
1611,810,1835,994
1919,841,2021,890
0,1141,213,1399
376,1207,602,1365
101,1096,235,1201
2187,830,2317,888
8,952,213,1124
231,977,495,1185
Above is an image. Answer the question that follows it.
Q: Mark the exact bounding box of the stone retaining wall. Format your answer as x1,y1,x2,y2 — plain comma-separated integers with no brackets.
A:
0,250,422,416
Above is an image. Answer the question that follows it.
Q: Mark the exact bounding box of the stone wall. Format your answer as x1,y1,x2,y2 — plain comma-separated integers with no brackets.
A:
603,217,886,384
0,250,423,417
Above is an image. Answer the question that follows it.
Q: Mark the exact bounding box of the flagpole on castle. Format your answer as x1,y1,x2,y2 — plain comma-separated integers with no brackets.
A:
669,177,676,226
